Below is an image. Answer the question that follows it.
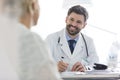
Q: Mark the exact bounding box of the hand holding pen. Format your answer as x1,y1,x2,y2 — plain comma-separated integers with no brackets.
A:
57,56,69,72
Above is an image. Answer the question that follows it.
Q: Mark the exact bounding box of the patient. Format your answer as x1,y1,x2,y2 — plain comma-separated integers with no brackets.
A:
0,0,62,80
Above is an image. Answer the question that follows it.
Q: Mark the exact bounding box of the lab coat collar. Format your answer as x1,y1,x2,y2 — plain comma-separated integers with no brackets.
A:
59,29,72,58
72,33,85,58
59,29,84,58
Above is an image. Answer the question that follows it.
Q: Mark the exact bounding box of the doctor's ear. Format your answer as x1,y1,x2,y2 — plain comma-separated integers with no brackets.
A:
65,16,69,23
82,22,87,29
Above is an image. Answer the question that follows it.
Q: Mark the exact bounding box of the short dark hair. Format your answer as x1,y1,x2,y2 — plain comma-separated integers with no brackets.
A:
67,5,89,22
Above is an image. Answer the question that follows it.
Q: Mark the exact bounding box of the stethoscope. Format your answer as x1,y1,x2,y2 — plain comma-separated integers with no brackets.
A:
57,33,89,57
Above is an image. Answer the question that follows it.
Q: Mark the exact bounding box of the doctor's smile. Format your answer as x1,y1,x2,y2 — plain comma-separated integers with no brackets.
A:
66,24,80,36
67,24,78,31
69,25,77,30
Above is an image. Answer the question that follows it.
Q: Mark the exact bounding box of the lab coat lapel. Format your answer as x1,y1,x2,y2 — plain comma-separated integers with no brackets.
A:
72,34,84,57
59,29,71,58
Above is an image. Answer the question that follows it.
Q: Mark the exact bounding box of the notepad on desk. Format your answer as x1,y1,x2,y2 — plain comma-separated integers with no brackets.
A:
61,71,86,76
86,69,120,75
61,70,120,76
61,70,120,79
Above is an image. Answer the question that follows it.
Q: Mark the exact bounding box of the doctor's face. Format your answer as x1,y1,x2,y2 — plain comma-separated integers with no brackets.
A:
66,12,86,36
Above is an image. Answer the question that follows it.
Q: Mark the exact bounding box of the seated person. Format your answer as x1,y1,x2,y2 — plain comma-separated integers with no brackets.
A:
46,5,99,72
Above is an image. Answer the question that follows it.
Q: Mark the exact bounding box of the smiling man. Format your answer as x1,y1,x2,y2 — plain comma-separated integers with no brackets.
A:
46,5,99,72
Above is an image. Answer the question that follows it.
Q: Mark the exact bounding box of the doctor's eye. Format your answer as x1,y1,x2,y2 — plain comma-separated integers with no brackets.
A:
70,18,74,22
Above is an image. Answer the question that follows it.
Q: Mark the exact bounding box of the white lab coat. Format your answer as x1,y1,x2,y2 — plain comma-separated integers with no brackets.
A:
0,15,62,80
46,29,99,71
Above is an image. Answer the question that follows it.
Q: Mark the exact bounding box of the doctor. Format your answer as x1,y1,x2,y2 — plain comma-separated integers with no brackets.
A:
46,5,99,72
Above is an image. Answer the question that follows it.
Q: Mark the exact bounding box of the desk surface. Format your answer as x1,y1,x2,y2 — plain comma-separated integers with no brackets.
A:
61,70,120,79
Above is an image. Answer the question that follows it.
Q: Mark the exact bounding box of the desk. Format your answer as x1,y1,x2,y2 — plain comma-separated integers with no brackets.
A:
61,70,120,80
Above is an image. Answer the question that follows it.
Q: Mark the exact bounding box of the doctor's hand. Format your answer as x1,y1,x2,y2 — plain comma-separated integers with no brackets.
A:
71,62,85,72
57,61,68,72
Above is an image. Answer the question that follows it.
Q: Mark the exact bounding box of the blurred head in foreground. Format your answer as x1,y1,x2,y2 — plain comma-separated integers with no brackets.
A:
0,0,40,29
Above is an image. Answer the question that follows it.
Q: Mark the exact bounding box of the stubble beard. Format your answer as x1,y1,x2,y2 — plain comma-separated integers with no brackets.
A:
66,24,81,36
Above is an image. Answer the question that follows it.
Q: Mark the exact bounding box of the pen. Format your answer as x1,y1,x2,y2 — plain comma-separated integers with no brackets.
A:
61,56,64,61
61,56,69,64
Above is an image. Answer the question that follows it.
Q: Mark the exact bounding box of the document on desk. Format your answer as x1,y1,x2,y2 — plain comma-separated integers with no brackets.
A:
61,70,120,76
86,70,120,75
61,70,120,79
61,70,120,80
61,71,86,76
